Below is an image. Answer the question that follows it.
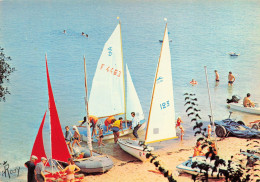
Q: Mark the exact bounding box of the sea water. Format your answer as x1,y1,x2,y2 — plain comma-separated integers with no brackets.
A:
0,0,260,181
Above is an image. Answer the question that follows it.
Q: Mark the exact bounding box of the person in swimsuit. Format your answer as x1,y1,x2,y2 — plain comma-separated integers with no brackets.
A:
176,117,183,128
72,126,81,147
110,117,123,144
228,71,235,86
243,93,255,107
215,70,219,82
207,125,212,139
97,124,105,146
62,158,80,182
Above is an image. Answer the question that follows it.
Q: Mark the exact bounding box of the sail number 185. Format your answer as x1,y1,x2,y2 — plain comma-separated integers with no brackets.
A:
160,100,170,110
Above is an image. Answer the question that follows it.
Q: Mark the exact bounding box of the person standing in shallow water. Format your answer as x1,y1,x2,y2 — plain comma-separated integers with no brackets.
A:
215,70,219,82
131,112,140,139
24,155,38,182
228,71,235,86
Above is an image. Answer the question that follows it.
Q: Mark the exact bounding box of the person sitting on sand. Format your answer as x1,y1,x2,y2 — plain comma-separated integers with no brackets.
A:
62,158,80,182
215,70,219,82
193,141,204,157
190,79,197,86
104,116,115,132
97,124,105,147
228,71,235,86
243,93,255,107
72,126,81,147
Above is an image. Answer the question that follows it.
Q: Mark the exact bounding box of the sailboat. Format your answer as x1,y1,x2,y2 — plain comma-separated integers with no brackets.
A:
118,22,178,161
81,20,146,142
73,57,114,173
31,55,113,177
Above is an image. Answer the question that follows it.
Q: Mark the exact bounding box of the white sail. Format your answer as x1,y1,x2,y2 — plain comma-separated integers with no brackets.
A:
145,25,177,144
126,64,145,121
89,24,125,118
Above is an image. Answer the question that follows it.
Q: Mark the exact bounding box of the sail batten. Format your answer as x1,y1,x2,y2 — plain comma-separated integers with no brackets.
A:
145,24,177,144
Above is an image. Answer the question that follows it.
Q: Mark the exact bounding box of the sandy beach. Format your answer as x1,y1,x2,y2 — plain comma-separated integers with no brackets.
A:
80,136,259,182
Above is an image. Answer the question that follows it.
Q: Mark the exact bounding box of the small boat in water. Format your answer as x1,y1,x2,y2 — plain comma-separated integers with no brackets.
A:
228,102,260,115
118,22,178,161
159,39,172,43
229,52,240,56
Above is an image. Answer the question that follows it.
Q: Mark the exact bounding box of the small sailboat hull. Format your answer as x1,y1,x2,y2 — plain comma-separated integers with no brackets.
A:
80,119,146,142
117,139,153,161
229,103,260,115
176,156,226,178
74,148,114,173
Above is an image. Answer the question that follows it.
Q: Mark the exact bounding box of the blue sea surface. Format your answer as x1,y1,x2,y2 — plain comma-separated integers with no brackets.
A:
0,0,260,181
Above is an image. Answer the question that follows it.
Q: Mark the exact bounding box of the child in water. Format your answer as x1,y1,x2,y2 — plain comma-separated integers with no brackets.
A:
98,125,105,146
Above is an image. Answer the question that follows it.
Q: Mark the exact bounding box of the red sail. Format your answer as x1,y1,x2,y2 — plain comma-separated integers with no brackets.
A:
31,111,48,165
46,56,71,162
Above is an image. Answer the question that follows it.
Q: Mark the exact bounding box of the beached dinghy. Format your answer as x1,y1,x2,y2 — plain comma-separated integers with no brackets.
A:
176,156,226,178
228,102,260,115
118,21,178,161
81,20,146,142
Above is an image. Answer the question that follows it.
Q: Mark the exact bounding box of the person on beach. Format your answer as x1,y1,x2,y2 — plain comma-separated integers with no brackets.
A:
97,124,105,146
64,126,73,154
80,115,98,137
193,141,204,157
62,158,80,182
207,125,212,139
72,126,81,147
190,79,197,86
176,117,183,129
215,70,219,82
110,117,123,144
243,93,255,108
131,112,141,139
24,155,38,182
179,126,184,141
228,71,235,86
104,116,115,132
35,157,47,182
89,115,98,137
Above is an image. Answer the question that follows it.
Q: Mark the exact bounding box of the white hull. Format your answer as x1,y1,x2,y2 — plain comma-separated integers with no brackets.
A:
176,156,226,178
229,103,260,115
81,121,146,142
117,139,153,161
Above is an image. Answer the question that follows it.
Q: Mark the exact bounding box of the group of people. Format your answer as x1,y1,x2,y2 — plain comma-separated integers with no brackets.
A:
214,70,236,86
65,125,81,154
77,112,141,145
193,139,217,158
62,30,88,38
25,156,80,182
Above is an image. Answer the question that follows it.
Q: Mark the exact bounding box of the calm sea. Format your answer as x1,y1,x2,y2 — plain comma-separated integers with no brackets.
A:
0,0,260,181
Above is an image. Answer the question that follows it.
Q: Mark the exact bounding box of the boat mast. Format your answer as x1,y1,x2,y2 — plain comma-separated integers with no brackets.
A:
204,66,218,153
84,56,93,156
118,17,127,125
145,22,168,143
46,54,53,173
